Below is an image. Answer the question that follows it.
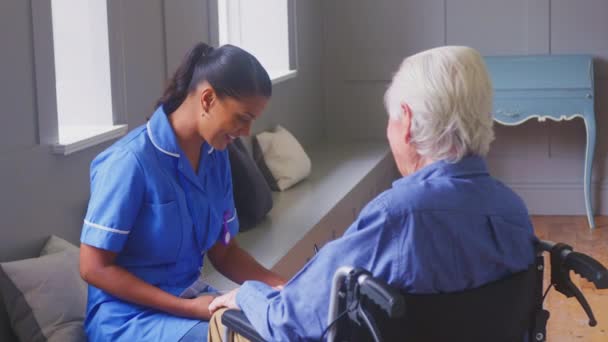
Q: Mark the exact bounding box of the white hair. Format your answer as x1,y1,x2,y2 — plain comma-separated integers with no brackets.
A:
384,46,494,162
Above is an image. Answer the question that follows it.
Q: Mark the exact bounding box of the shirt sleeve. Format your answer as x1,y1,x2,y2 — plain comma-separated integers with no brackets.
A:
236,196,402,341
80,148,145,252
220,150,239,243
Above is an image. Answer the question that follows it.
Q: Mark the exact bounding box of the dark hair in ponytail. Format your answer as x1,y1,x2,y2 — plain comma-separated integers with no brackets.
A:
156,43,272,114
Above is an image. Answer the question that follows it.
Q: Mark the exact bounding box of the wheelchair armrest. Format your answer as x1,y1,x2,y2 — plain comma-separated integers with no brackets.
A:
221,309,266,342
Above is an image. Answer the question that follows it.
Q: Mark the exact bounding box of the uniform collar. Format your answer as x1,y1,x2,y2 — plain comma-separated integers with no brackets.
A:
393,155,489,188
146,106,215,158
147,106,181,158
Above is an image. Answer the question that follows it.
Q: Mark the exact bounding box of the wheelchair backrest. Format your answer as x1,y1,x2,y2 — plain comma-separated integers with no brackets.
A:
338,265,540,342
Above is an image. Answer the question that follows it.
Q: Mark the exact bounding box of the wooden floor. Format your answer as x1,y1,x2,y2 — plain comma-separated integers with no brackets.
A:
532,216,608,342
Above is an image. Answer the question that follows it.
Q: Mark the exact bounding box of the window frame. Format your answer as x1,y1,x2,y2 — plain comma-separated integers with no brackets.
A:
209,0,299,84
31,0,128,155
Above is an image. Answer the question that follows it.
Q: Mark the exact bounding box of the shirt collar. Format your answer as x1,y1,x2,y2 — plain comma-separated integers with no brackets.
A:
393,155,490,188
147,106,180,158
147,106,215,158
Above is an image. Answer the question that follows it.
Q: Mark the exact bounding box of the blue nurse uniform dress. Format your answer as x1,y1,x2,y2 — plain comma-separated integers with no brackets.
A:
80,106,239,341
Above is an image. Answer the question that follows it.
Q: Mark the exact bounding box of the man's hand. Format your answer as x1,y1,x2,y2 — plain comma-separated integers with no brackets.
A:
208,288,240,314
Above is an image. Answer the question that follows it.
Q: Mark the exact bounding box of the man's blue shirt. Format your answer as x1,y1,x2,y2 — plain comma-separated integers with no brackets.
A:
237,155,537,341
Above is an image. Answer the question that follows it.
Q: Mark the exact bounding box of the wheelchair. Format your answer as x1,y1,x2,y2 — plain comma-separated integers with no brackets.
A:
221,240,608,341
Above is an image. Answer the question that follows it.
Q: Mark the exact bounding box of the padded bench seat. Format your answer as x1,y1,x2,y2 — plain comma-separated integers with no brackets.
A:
203,141,397,290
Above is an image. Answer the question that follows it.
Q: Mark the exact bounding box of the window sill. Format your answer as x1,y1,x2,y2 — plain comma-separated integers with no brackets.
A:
270,69,297,85
51,124,128,155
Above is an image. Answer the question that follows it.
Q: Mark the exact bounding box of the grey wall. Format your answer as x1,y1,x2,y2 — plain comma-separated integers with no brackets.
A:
0,0,323,262
1,0,162,262
322,0,608,216
1,0,604,259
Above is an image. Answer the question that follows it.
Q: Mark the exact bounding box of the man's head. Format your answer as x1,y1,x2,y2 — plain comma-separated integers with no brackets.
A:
384,46,494,176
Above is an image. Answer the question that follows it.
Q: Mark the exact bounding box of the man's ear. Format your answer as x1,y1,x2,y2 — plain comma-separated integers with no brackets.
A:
401,103,413,144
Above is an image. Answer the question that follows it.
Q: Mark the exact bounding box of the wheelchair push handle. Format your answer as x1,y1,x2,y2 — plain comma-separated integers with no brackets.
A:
560,249,608,327
358,275,406,318
540,240,608,289
564,252,608,289
546,241,608,327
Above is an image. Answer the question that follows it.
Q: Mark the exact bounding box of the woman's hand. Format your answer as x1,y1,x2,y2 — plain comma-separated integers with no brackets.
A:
185,295,216,320
208,288,240,314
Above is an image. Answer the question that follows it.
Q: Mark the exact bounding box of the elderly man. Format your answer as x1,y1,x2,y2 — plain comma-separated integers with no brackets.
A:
206,46,538,341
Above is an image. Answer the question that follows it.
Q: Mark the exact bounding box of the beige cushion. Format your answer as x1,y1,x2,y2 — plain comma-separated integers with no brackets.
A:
253,125,312,191
0,236,86,342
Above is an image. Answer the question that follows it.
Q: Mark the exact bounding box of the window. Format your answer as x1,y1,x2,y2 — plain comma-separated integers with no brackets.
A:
32,0,126,155
217,0,297,83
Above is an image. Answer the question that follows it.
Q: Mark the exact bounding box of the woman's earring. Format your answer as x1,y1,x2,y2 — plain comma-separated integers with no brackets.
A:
201,111,207,118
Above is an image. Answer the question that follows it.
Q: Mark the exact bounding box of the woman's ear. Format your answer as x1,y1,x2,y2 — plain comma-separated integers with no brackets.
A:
200,86,216,113
401,103,413,144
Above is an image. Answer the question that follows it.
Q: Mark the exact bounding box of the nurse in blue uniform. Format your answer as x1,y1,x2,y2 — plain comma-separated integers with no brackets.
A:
79,43,286,341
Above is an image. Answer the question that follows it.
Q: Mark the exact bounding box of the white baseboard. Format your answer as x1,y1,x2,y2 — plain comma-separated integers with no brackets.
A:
503,180,608,215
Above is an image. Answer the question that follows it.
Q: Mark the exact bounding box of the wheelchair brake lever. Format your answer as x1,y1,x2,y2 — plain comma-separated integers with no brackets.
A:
357,305,383,342
567,278,597,327
551,243,598,327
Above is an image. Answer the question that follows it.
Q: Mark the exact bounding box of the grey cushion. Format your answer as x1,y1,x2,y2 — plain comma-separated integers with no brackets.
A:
253,125,312,191
228,137,274,230
0,236,86,342
40,235,78,256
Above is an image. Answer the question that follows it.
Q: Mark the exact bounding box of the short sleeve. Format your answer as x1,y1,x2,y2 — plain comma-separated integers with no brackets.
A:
80,148,145,252
221,150,239,242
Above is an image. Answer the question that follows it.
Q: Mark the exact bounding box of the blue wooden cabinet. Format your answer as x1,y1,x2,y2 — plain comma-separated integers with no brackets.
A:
484,55,596,228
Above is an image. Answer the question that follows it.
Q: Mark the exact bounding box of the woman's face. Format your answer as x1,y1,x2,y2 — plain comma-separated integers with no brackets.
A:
200,92,268,150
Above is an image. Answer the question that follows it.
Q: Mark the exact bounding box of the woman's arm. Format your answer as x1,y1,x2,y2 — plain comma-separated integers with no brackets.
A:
80,243,213,320
207,239,286,287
